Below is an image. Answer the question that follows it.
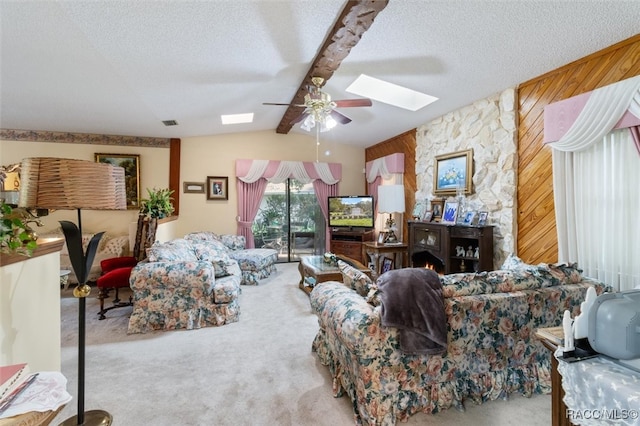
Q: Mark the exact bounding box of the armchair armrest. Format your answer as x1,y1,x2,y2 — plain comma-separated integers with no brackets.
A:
130,260,215,293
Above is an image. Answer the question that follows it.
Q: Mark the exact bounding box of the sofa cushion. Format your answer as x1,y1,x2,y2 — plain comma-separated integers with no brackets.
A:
147,239,198,262
337,260,374,297
216,234,246,251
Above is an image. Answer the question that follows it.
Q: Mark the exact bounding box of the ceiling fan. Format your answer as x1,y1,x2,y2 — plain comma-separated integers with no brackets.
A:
263,77,372,132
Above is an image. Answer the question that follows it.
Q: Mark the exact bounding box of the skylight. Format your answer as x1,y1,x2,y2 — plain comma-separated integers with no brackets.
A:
346,74,438,111
221,113,254,125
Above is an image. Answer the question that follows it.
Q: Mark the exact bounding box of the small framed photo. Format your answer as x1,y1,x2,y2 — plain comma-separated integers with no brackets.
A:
422,210,433,222
412,201,426,220
381,257,394,274
431,198,444,222
183,181,205,194
477,211,489,226
207,176,228,200
377,232,386,244
441,201,459,224
462,211,477,226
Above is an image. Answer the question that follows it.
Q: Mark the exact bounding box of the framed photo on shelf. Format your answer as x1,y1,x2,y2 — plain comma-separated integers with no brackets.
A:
422,210,433,222
431,198,445,222
412,201,426,220
207,176,228,200
95,153,140,209
477,211,489,226
381,257,394,274
462,211,477,226
441,201,459,224
183,181,205,194
434,149,473,196
377,232,386,244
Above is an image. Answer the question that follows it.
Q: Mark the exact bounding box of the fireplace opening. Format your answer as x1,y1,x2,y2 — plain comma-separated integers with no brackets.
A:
411,251,445,275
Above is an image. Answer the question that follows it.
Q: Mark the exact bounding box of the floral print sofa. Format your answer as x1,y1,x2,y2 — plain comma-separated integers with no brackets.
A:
127,237,242,333
184,232,278,285
310,257,611,425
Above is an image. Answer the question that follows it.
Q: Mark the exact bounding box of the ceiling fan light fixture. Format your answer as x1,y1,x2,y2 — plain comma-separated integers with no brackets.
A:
346,74,438,112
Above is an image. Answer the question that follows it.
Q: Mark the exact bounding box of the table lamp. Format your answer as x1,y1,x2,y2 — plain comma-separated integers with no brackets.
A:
378,184,405,244
19,157,126,426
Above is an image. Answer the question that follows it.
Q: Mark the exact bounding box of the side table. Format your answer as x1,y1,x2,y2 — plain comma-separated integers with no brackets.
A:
298,255,372,296
361,242,407,275
535,328,573,426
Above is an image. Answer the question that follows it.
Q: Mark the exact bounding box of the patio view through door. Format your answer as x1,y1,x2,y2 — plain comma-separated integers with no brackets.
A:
252,179,326,262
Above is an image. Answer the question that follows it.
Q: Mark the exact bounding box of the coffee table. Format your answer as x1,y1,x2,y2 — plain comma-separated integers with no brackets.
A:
298,255,372,296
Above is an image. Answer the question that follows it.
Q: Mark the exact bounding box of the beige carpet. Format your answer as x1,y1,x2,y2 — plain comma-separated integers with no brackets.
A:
53,263,550,425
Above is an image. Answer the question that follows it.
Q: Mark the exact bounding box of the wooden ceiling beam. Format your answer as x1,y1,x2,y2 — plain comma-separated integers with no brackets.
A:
276,0,389,134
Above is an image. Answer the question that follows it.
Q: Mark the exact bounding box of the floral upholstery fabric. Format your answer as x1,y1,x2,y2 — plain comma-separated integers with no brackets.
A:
127,260,241,334
338,260,375,297
310,263,611,425
185,231,277,285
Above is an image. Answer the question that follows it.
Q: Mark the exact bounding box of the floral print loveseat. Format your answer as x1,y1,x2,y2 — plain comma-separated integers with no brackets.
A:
184,232,278,285
310,257,611,425
127,237,242,333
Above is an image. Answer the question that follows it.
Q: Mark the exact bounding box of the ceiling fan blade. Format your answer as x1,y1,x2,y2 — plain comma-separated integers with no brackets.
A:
290,111,309,124
330,110,352,125
263,102,293,106
333,98,372,108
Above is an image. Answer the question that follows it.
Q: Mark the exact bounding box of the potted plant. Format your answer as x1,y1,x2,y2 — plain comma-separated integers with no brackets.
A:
0,201,39,256
139,187,175,219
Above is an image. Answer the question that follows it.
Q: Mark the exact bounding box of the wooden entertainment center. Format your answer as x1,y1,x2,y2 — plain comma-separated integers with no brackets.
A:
329,228,375,265
408,221,494,274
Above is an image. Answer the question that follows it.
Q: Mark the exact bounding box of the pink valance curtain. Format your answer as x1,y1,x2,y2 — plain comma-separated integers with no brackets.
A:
235,159,341,247
544,75,640,155
364,153,405,207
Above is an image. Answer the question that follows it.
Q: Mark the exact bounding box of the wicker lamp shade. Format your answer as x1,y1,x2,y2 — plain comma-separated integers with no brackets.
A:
19,157,126,210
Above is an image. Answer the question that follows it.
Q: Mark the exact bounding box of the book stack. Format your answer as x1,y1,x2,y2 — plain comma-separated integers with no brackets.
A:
0,363,36,414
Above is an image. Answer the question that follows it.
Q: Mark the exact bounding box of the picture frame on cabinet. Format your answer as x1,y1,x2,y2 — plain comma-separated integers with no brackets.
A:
477,211,488,226
462,211,476,226
381,257,394,274
431,198,444,222
422,210,433,222
377,232,386,244
412,201,426,220
441,201,459,224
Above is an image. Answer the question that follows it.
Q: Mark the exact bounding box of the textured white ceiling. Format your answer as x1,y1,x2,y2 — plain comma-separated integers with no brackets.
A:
1,1,639,148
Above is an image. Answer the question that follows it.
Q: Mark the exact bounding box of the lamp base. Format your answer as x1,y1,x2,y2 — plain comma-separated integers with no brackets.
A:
59,410,112,426
384,230,398,244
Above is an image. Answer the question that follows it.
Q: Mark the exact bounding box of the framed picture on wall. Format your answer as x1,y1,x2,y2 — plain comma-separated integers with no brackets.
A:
434,149,473,196
95,153,140,209
207,176,228,200
183,181,205,194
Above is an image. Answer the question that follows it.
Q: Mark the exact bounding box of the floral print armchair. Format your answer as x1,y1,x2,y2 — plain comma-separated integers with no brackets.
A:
310,257,611,425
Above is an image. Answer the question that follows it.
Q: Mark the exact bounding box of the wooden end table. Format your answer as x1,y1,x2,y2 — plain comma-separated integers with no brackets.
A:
298,255,372,296
361,241,407,275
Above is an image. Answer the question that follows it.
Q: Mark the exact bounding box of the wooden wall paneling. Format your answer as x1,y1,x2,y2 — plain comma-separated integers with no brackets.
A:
517,34,640,264
364,129,416,253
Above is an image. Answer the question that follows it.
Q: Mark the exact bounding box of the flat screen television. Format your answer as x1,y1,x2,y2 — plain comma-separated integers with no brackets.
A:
328,195,374,229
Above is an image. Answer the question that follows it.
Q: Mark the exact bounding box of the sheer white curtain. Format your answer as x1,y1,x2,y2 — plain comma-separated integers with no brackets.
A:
553,128,640,291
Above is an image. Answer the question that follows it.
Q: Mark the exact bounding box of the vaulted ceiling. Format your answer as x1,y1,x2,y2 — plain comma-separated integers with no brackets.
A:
1,1,639,148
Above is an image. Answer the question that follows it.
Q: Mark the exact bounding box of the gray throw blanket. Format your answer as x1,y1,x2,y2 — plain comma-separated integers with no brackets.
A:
377,268,447,355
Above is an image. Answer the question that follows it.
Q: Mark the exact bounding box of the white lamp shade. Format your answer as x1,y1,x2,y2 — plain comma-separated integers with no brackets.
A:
378,184,405,214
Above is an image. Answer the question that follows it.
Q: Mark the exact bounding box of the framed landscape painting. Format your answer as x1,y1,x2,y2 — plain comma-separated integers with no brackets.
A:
434,149,473,196
95,153,140,209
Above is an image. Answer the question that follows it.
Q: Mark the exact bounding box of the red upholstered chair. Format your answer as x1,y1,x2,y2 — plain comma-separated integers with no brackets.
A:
96,256,138,320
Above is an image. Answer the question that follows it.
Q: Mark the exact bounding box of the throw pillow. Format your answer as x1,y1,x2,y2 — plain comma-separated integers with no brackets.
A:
337,260,374,297
147,239,198,262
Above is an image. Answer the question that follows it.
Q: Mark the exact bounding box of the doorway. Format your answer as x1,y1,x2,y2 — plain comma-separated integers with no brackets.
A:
252,179,326,262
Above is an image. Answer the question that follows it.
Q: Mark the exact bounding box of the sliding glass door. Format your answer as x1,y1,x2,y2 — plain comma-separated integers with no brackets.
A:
252,179,325,262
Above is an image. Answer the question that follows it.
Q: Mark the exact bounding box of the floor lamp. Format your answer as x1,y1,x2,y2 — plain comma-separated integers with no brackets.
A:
19,157,126,426
378,184,405,244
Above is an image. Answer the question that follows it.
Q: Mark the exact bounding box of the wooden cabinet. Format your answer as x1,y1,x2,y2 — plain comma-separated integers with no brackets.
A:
408,221,493,274
330,229,374,265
